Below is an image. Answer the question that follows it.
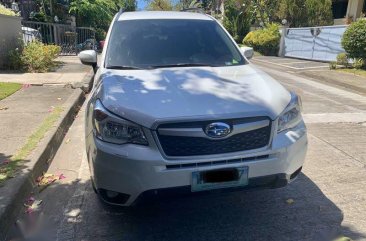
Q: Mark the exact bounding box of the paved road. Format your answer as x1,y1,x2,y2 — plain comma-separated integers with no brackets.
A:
8,58,366,241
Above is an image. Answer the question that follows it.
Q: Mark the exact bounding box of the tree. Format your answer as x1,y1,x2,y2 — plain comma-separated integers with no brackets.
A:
201,0,214,12
249,0,333,27
275,0,332,27
69,0,136,41
146,0,174,11
276,0,307,27
223,0,254,43
118,0,137,11
69,0,136,29
305,0,333,27
69,0,116,28
252,0,280,25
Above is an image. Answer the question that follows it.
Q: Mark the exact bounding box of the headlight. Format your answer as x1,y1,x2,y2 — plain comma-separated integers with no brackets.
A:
93,100,148,145
277,92,303,133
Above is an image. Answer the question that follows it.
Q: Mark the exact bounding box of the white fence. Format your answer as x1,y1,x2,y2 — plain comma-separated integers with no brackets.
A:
284,25,348,62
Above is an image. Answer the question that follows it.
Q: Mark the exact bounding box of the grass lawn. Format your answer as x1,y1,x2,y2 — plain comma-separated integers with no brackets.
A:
0,82,22,100
0,107,64,185
337,68,366,78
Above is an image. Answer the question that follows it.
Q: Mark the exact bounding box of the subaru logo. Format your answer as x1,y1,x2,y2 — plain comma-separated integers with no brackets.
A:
205,122,231,138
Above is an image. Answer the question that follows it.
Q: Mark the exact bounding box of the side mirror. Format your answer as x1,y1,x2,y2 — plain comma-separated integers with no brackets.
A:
78,50,97,70
240,46,254,60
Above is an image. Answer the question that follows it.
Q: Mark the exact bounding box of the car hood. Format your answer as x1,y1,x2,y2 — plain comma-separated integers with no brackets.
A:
96,65,291,129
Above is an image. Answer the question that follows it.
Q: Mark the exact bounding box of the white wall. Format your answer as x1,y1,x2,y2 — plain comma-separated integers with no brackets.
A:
346,0,365,20
0,14,22,69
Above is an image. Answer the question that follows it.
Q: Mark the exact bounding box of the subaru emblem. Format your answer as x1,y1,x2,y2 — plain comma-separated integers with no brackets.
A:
205,122,231,138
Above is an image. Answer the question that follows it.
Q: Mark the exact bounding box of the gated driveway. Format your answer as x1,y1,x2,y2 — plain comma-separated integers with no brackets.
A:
283,25,347,62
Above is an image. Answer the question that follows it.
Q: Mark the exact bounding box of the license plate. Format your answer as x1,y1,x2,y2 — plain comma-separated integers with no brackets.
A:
191,167,248,192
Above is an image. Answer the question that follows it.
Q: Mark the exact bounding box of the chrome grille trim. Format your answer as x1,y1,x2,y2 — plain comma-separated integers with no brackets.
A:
166,155,270,170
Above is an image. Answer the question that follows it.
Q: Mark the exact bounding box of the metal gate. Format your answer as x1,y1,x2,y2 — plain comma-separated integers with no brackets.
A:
21,21,96,55
284,25,348,62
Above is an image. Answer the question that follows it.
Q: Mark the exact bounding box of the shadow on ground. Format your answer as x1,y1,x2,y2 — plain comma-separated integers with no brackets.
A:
7,173,365,241
0,152,30,186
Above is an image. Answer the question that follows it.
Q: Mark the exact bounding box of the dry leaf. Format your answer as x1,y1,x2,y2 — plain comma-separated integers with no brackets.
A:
37,173,59,187
42,173,55,178
36,172,66,191
2,159,10,165
24,199,42,214
21,84,31,89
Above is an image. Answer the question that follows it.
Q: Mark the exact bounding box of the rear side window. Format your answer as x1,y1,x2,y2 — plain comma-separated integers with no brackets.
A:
105,19,245,69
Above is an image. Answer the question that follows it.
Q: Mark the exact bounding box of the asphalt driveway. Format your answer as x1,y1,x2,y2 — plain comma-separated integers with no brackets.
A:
253,56,329,70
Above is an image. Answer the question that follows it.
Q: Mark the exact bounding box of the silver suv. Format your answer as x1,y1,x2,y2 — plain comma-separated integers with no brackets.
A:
79,11,307,206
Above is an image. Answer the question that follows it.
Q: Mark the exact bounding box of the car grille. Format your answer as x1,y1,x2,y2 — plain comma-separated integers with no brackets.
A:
166,155,270,169
156,118,272,157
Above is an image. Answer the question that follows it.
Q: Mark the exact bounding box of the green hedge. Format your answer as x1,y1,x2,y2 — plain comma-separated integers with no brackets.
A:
0,4,18,16
243,24,281,56
342,19,366,69
8,41,61,72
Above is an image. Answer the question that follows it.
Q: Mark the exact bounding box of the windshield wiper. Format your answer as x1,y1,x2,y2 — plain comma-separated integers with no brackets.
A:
106,65,142,70
149,63,217,69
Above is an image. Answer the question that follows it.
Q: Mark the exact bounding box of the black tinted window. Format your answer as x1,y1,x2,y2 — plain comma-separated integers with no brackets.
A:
105,19,245,68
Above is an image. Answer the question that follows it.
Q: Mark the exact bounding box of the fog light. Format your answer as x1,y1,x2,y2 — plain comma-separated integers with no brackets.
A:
98,189,130,205
106,190,119,198
290,167,302,180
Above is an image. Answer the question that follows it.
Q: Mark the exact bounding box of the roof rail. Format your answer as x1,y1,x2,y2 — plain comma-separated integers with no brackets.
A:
180,7,204,13
115,8,124,21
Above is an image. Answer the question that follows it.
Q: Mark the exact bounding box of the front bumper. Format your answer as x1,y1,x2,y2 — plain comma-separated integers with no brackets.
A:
86,122,307,206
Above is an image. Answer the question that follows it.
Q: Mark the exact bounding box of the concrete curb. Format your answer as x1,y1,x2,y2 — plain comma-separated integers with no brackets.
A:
301,71,366,96
0,73,93,240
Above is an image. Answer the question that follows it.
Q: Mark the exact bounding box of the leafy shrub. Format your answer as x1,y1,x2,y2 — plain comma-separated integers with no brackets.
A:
243,31,255,47
7,48,23,70
223,0,252,44
7,41,61,72
336,53,349,67
243,24,281,56
45,45,62,59
342,19,366,68
353,58,365,70
21,41,61,72
0,4,18,16
95,28,106,42
329,61,337,70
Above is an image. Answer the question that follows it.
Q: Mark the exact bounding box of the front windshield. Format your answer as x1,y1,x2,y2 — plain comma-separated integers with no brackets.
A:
105,19,246,69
